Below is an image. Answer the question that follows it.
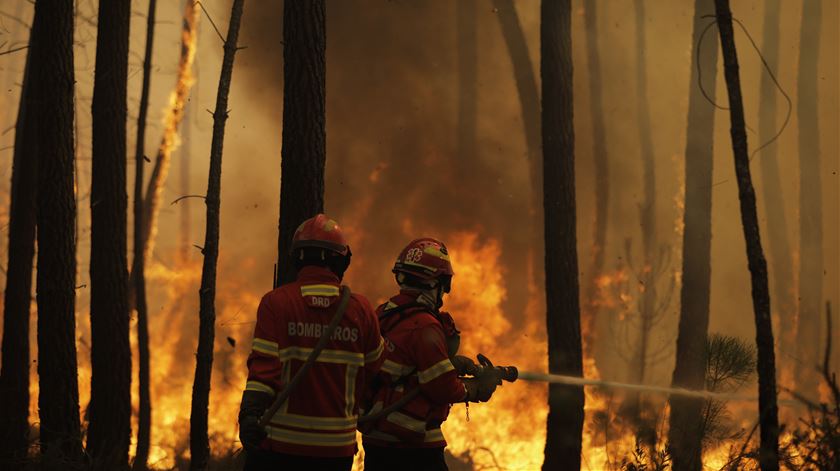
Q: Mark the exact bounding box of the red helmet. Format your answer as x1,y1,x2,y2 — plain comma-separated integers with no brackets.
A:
291,214,349,256
392,238,454,282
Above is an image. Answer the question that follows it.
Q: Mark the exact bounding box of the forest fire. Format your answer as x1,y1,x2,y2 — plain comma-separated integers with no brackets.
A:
1,0,838,470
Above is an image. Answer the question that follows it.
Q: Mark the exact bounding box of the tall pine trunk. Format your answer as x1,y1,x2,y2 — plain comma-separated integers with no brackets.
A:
276,0,326,287
0,27,36,467
132,1,158,468
88,0,132,467
668,0,718,468
756,0,795,366
32,0,82,465
581,0,608,358
631,1,657,428
189,1,245,468
713,1,780,468
795,0,823,401
541,1,584,469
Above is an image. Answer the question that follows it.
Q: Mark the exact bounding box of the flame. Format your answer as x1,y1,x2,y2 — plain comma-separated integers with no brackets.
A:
144,1,200,262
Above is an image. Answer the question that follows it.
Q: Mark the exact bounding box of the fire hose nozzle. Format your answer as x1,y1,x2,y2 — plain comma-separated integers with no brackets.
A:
475,353,518,383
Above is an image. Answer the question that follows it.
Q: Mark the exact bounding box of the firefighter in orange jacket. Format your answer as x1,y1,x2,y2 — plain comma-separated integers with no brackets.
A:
238,214,385,470
361,238,499,471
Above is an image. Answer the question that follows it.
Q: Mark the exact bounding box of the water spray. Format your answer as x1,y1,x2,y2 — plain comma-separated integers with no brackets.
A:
473,355,797,406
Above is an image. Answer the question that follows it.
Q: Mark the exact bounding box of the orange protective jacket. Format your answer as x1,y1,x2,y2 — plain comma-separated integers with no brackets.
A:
361,293,467,448
245,266,385,457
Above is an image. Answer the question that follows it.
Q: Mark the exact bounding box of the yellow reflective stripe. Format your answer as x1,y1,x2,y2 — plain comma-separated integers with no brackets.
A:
300,284,340,296
365,338,385,363
418,358,455,384
423,245,450,261
403,260,438,272
252,338,279,355
381,359,413,376
265,427,357,446
386,412,426,434
425,428,444,443
270,412,357,431
278,346,364,366
345,365,359,417
384,301,398,310
245,380,274,395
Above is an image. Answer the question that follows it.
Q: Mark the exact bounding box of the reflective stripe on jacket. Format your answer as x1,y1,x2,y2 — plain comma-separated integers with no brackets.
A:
245,266,385,457
361,293,466,448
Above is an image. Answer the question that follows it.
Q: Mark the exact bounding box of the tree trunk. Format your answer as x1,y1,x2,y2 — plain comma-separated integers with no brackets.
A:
796,0,823,401
140,0,199,263
541,1,584,469
667,0,718,469
32,0,82,465
189,1,245,468
490,0,541,333
0,27,36,467
132,1,158,468
580,0,609,359
713,2,780,469
87,0,132,468
631,1,658,433
276,0,326,287
755,0,796,368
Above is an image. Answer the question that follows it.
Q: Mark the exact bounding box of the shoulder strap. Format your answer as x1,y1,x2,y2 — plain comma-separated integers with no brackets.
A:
258,285,352,427
378,301,428,335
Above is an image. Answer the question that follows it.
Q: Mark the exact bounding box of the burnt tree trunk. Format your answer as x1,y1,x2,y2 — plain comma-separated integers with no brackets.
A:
139,0,198,263
541,1,584,469
87,0,132,468
491,0,541,331
713,1,780,469
32,0,82,464
132,0,158,468
756,0,796,366
668,0,718,468
0,28,36,467
87,0,132,466
581,0,608,359
795,0,823,401
189,1,245,468
631,1,658,433
276,0,326,287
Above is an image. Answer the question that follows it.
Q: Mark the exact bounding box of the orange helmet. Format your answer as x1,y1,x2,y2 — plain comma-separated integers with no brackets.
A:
291,214,349,256
392,238,454,290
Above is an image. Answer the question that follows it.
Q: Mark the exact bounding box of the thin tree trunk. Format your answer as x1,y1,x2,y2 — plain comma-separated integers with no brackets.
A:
87,0,131,468
756,0,796,367
713,2,780,469
795,0,823,401
490,0,540,332
32,0,82,465
132,0,158,468
0,28,36,467
140,0,199,262
492,0,542,218
631,1,657,430
276,0,326,287
668,0,718,469
581,0,608,359
189,1,245,468
541,1,584,469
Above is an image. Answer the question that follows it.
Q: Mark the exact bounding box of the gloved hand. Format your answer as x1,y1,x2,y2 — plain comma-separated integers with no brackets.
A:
239,414,267,452
462,370,499,403
238,390,271,452
451,355,478,376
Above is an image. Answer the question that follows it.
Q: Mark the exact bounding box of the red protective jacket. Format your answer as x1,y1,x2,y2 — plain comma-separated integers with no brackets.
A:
361,293,467,448
245,266,385,457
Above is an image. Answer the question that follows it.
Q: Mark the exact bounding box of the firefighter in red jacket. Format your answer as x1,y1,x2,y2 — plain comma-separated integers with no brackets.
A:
238,214,385,470
361,238,499,471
